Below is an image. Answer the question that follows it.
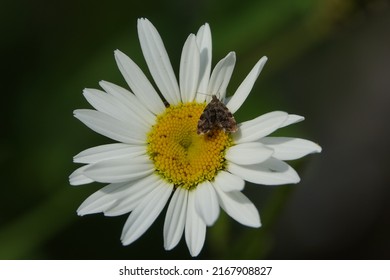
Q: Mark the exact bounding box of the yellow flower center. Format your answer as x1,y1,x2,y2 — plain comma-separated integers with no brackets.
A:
147,102,233,190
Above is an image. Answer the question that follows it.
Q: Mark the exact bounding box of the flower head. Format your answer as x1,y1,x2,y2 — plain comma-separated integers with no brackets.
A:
70,18,321,257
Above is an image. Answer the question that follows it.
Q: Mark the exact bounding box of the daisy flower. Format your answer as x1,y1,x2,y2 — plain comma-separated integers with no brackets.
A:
69,18,321,257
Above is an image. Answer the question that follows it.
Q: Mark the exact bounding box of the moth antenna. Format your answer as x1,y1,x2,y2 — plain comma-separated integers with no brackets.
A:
196,91,225,101
196,91,211,97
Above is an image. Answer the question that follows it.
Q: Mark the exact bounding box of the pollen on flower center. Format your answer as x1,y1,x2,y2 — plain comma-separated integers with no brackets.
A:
147,102,233,190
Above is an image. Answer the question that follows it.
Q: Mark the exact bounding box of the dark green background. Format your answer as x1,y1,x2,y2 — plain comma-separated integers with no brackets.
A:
1,0,390,259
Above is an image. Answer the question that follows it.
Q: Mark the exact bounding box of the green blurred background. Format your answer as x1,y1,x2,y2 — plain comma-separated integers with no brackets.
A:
1,0,390,259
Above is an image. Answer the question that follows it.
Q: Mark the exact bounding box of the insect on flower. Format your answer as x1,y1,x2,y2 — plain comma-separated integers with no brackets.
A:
197,95,238,135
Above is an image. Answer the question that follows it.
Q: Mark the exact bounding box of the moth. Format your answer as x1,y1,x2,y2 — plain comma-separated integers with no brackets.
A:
197,95,238,135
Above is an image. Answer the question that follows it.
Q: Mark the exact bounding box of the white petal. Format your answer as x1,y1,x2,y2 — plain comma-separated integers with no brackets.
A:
195,23,212,102
77,182,131,216
82,88,122,120
194,181,220,226
99,80,157,126
260,137,322,160
226,56,268,114
228,158,300,185
207,52,235,101
113,50,166,115
212,171,245,192
121,181,172,246
185,191,206,257
234,111,288,144
213,184,261,227
226,142,274,165
180,34,200,102
74,143,145,164
83,88,147,128
74,109,146,144
164,188,188,250
280,114,304,128
104,174,165,216
69,165,94,186
83,155,154,183
137,18,180,104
